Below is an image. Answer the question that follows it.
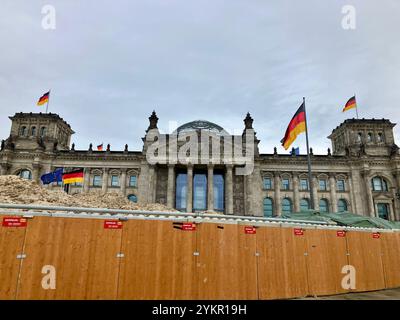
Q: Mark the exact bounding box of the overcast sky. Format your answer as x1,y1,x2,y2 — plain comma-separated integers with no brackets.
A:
1,0,399,154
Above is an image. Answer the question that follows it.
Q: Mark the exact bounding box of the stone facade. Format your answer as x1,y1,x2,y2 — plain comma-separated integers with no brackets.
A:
1,112,400,221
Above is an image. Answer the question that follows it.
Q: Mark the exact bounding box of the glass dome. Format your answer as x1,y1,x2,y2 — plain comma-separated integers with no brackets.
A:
174,120,228,135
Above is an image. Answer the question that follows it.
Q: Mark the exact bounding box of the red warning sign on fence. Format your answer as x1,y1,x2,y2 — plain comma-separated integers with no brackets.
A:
336,230,346,237
372,232,380,239
244,226,256,234
2,217,27,228
294,228,304,236
104,220,123,229
182,223,196,231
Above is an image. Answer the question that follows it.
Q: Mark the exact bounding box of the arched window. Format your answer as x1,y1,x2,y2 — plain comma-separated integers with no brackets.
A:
300,199,310,211
372,177,388,192
319,199,329,213
18,169,32,180
367,133,373,143
127,194,137,203
31,126,36,136
337,199,348,213
377,133,383,143
357,132,362,143
20,126,27,136
263,197,273,217
282,198,292,214
40,127,47,137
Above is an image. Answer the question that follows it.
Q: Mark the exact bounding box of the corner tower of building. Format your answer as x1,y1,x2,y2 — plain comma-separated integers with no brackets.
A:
328,118,397,156
4,112,74,151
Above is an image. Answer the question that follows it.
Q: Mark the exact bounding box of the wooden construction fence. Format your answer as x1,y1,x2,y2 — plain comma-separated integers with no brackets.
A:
1,214,400,300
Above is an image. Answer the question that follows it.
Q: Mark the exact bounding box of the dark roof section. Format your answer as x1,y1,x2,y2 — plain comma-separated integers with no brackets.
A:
59,150,143,155
258,154,345,159
331,118,396,134
9,112,74,132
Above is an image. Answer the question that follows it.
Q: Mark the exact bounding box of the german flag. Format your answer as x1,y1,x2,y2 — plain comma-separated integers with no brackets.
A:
281,102,306,150
62,169,84,184
37,91,50,106
342,96,356,112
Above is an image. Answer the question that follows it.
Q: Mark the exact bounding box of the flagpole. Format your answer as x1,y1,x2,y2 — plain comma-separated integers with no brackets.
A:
355,93,359,119
46,89,51,113
303,97,315,210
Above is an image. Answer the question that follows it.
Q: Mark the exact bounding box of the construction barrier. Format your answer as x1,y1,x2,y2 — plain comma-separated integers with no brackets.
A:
0,213,399,300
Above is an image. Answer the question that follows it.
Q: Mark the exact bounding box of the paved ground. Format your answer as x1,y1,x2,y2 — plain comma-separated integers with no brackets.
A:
297,287,400,300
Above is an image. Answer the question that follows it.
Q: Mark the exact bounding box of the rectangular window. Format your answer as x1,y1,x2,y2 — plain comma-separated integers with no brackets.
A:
129,175,137,187
263,177,272,190
282,179,290,190
319,179,327,191
300,179,309,191
93,175,102,187
337,179,345,191
111,175,119,187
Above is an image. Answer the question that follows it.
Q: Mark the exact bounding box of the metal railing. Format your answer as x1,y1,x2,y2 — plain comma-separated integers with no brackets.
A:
0,203,332,225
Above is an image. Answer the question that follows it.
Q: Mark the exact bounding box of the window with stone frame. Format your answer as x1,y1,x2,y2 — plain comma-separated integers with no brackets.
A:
282,198,292,214
300,178,309,191
263,177,272,190
281,178,290,190
337,199,348,212
129,175,137,187
337,179,345,192
93,174,102,187
371,176,388,192
111,174,120,187
319,179,327,191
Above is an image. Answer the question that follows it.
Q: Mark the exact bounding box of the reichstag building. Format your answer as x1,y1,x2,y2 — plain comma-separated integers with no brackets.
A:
0,111,399,221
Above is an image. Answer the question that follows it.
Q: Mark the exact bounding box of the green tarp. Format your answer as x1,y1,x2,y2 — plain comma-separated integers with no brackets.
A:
281,210,400,230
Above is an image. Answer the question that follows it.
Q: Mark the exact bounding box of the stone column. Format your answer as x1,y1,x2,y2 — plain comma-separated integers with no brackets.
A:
120,168,127,196
148,165,156,203
83,168,90,193
32,163,41,183
329,174,338,212
363,171,375,217
347,174,357,213
167,164,175,208
102,168,109,194
390,189,397,221
274,172,282,216
0,163,9,175
225,165,234,215
293,173,300,212
207,164,214,212
186,164,193,212
395,171,400,220
312,176,319,211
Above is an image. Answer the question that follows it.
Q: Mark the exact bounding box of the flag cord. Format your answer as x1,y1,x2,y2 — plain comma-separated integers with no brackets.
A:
303,97,315,210
355,94,359,119
46,89,51,113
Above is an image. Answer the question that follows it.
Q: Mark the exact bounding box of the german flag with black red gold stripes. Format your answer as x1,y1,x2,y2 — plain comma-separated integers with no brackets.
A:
62,169,84,184
342,96,356,112
281,102,306,150
37,91,50,106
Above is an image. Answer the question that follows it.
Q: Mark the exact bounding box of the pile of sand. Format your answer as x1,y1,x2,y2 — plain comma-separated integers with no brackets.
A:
0,175,177,212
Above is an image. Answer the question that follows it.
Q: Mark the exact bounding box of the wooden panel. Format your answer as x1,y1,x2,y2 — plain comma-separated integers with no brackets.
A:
346,231,385,292
118,220,197,299
195,223,257,300
257,226,308,299
0,217,26,300
16,216,121,299
381,232,400,289
306,229,349,296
